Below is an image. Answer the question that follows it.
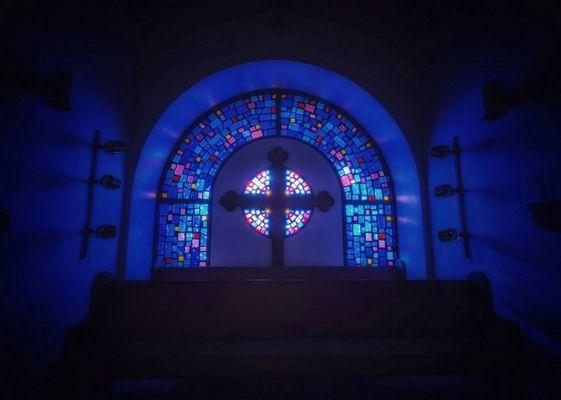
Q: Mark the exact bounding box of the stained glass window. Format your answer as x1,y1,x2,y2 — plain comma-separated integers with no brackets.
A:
155,91,397,268
241,168,313,237
156,203,209,267
345,204,395,267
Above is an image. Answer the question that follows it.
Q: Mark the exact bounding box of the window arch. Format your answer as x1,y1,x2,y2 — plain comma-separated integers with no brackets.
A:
156,90,397,268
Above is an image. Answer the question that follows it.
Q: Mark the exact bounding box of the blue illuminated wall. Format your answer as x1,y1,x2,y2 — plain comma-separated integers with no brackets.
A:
0,6,134,389
7,3,561,398
425,19,561,354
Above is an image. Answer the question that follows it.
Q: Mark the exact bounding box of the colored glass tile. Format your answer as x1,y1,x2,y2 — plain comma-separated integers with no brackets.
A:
245,170,271,195
160,93,277,200
285,170,311,195
243,209,270,236
155,202,209,267
279,93,391,202
344,203,395,267
286,209,312,236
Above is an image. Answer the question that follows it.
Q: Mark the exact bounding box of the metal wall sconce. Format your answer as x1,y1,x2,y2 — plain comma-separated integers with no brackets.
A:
431,137,471,259
83,225,118,240
433,184,459,198
93,175,122,190
437,228,463,242
98,140,126,154
80,131,124,259
94,225,117,239
430,145,457,159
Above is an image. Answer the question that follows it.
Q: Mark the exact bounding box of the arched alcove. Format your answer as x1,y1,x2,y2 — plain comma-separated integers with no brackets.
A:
126,60,426,279
211,138,343,267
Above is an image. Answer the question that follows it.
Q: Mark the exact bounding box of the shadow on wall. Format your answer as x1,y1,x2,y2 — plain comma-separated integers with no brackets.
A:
474,235,561,355
0,26,133,400
426,25,561,355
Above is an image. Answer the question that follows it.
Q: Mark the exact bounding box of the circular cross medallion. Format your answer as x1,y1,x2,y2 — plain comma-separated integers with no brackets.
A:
243,169,313,237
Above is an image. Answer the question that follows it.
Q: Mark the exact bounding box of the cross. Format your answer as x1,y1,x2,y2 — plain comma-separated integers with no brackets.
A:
220,147,335,267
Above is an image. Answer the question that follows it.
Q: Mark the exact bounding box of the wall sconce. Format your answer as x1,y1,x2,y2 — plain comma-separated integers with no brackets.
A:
80,131,124,259
93,225,117,239
430,145,458,159
437,228,463,242
432,137,471,259
433,184,459,198
99,140,125,154
80,225,117,249
94,175,122,190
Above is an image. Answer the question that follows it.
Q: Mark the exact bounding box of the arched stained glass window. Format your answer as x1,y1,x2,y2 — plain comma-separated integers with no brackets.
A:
155,91,397,268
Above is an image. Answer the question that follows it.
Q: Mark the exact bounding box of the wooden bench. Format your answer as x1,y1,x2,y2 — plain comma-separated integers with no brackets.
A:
50,270,525,398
